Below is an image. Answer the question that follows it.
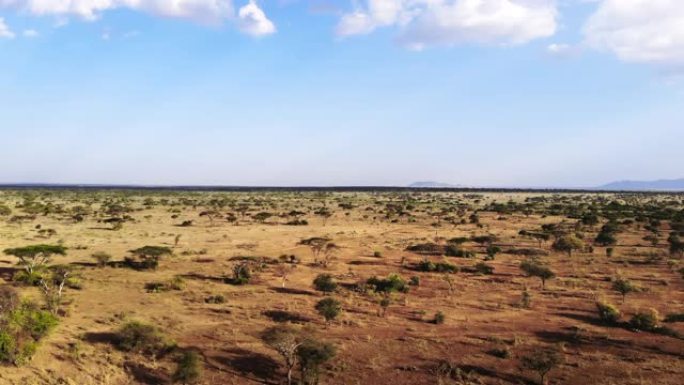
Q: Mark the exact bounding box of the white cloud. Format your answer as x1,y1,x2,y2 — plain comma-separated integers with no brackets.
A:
546,42,581,57
584,0,684,67
23,28,39,37
0,1,275,35
0,1,234,22
337,0,558,48
237,0,275,36
0,17,15,38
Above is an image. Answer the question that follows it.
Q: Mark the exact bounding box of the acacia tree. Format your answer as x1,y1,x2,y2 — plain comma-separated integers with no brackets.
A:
262,325,304,385
3,245,66,276
521,347,564,385
274,264,294,288
199,210,220,226
320,243,340,268
297,339,336,385
520,260,555,289
299,237,331,264
40,265,72,315
128,246,172,270
612,277,637,303
668,233,684,257
552,235,584,257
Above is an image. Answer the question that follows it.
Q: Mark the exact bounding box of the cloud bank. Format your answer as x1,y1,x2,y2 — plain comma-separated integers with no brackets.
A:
583,0,684,68
0,17,14,38
0,0,275,36
337,0,558,49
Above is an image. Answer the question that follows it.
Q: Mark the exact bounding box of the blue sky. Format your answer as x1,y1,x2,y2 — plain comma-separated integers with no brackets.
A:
0,1,683,187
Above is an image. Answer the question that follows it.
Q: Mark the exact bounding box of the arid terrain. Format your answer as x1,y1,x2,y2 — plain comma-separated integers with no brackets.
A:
0,189,682,385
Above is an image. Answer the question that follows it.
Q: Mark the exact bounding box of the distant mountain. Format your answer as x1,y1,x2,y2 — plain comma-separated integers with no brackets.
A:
599,178,684,191
409,181,463,188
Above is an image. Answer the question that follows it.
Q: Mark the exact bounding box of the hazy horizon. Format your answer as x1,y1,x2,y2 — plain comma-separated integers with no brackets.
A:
1,1,683,187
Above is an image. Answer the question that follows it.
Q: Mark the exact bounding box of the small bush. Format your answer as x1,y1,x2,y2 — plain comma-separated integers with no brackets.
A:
91,252,111,267
596,301,621,325
433,311,445,324
205,295,226,304
0,331,17,363
445,245,475,258
173,350,203,384
117,321,173,355
297,339,336,385
228,263,252,285
474,262,494,275
313,274,337,293
10,302,59,340
0,300,57,365
315,298,342,324
629,308,659,331
367,274,409,294
12,270,43,286
417,260,458,273
488,346,510,359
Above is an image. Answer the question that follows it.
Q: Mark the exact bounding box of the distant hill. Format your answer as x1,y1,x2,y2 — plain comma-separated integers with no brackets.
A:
599,178,684,191
408,181,463,188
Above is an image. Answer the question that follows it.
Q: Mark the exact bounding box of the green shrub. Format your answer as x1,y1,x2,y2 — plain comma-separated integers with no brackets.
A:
173,350,202,384
596,301,621,325
229,263,252,285
117,321,173,354
367,274,409,294
297,339,336,385
12,270,44,286
313,274,337,293
10,302,59,340
445,246,475,258
417,260,458,273
474,262,494,275
0,331,16,363
204,295,226,304
629,308,659,331
315,298,342,324
14,339,37,366
433,311,445,324
0,300,55,365
144,282,168,293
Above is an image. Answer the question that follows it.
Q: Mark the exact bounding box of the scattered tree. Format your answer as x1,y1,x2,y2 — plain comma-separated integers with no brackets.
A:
520,347,564,385
3,245,67,276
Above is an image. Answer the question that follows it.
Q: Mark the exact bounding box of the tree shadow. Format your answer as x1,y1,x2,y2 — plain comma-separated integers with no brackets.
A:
555,312,606,327
210,347,280,384
123,361,170,385
0,266,17,281
82,331,119,345
424,361,534,385
535,328,684,359
262,310,311,324
269,286,316,296
347,260,388,266
180,273,226,283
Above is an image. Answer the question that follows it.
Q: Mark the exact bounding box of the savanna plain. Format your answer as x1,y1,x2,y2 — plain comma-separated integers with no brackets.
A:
0,189,682,385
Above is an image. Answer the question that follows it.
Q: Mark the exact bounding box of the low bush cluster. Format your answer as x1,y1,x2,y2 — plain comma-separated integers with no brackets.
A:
0,287,58,365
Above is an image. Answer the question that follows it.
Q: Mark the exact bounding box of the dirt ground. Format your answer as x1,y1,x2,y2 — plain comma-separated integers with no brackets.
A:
0,190,682,385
